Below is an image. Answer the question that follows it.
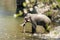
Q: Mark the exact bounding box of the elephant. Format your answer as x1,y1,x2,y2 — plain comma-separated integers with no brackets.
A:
21,13,51,34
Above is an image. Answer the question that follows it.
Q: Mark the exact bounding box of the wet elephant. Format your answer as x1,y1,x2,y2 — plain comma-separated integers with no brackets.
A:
21,13,51,34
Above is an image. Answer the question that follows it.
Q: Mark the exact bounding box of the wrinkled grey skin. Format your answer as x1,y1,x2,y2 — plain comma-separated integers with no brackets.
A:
21,13,51,34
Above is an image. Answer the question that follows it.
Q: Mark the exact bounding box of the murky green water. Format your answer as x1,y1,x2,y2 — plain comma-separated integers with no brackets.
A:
0,4,41,40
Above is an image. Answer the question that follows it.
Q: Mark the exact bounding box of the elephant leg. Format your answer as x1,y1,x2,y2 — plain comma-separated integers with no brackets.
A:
32,24,36,34
43,23,49,32
31,21,37,34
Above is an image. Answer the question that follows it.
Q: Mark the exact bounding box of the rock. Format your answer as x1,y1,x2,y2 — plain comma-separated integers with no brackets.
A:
33,26,60,39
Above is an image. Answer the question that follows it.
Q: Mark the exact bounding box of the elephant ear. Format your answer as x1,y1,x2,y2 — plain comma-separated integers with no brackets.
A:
27,13,32,17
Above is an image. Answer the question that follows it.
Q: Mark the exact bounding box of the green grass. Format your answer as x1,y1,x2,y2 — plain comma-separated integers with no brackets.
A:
57,0,60,2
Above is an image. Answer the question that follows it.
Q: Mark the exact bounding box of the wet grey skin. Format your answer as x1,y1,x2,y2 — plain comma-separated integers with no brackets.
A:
22,13,51,34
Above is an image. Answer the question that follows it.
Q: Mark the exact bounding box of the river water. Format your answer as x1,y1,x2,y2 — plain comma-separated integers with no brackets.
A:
0,3,41,40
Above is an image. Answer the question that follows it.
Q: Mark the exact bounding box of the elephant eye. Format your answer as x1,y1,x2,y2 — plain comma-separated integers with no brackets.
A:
25,17,28,20
25,17,30,22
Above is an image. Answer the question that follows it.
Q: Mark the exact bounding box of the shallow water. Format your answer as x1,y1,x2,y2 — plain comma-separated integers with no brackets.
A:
0,4,41,40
